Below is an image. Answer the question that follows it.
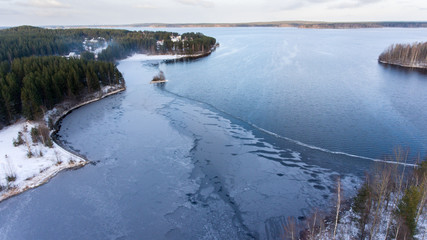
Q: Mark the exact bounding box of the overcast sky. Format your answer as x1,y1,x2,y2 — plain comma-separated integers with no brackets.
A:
0,0,426,26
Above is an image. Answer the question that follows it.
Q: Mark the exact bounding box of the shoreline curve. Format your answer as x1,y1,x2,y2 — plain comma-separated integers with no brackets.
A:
379,60,427,70
0,47,217,203
0,86,126,203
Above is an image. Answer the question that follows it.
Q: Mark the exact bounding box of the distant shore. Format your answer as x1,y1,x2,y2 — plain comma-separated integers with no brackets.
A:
60,21,427,29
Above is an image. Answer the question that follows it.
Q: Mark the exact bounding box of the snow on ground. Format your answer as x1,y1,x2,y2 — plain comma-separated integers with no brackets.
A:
64,38,108,59
101,85,118,94
314,196,427,240
416,211,427,240
0,121,86,202
0,85,125,202
93,44,108,55
83,37,108,58
122,51,214,62
64,52,79,59
121,53,185,62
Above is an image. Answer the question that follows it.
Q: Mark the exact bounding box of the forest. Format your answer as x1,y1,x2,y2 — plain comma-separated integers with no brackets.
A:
379,42,427,68
98,31,217,61
0,56,124,124
284,150,427,239
0,26,217,62
0,26,217,128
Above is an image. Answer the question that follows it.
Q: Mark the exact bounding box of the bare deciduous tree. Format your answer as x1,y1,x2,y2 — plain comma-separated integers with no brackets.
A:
333,177,341,240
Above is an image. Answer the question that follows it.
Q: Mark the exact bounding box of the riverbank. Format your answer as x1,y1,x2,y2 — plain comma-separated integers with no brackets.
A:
0,47,216,202
0,121,88,202
123,44,219,63
0,85,125,202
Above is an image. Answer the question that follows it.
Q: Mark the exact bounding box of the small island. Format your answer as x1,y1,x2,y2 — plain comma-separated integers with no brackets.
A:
150,71,167,84
379,42,427,69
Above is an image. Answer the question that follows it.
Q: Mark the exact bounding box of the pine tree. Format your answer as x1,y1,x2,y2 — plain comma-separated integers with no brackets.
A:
397,186,422,238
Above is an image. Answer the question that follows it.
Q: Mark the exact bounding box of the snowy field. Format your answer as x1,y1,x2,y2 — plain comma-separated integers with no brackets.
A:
0,121,86,202
0,85,125,202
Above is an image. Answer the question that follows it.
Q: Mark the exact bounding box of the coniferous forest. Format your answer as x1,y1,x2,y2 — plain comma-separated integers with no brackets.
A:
0,26,217,127
0,56,124,123
0,26,217,62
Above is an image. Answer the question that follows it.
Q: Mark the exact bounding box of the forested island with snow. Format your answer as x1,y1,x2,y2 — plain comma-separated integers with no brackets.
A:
0,26,217,201
379,42,427,69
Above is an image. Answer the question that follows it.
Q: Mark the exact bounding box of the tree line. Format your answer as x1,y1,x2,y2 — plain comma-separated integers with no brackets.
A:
379,42,427,68
0,56,124,125
289,149,427,240
0,26,217,63
97,31,217,61
349,154,426,239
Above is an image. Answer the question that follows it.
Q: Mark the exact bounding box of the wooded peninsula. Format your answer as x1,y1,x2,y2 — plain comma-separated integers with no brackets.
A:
0,26,217,128
379,42,427,69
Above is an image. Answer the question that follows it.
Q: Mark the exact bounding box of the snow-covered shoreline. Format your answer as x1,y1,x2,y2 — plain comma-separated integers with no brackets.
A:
0,121,88,202
121,45,219,62
379,60,427,70
122,53,185,62
0,85,125,202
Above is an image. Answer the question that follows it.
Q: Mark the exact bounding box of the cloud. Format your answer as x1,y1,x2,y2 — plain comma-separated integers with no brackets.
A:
280,0,382,10
17,0,70,8
306,0,334,3
331,0,383,9
0,8,19,15
174,0,214,8
32,9,65,17
134,3,157,9
280,0,334,10
281,2,306,10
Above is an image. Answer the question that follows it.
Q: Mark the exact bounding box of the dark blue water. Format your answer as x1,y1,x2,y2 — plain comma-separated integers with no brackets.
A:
0,28,426,240
158,27,427,160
